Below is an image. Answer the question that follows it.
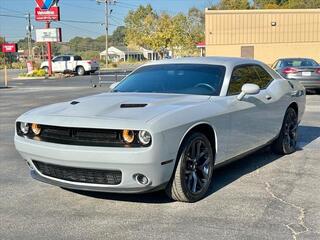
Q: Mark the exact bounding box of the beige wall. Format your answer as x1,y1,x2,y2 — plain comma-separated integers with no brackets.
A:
205,9,320,64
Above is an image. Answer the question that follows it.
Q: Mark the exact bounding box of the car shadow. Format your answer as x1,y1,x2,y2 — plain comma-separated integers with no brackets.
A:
66,125,320,204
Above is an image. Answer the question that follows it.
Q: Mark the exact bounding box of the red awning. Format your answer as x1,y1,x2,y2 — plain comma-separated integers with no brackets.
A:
196,41,206,48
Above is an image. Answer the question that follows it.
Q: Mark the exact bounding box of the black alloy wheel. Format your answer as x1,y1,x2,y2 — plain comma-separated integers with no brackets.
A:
272,107,298,154
166,132,214,202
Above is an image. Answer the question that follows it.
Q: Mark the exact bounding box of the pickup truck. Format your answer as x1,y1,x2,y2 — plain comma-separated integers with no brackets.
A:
41,55,99,76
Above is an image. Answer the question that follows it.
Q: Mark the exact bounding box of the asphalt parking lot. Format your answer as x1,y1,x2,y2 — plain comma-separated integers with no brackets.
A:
0,76,319,240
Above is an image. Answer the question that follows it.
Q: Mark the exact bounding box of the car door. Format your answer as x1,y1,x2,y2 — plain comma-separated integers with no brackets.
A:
61,56,71,72
52,56,63,72
225,64,278,157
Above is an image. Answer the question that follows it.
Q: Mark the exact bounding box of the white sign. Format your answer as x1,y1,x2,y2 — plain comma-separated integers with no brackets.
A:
35,28,61,42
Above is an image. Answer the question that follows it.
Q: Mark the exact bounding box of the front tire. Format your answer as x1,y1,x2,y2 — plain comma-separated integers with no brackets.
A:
272,107,298,154
166,132,214,202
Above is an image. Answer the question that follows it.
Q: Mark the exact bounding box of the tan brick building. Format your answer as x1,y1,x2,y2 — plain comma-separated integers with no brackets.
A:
205,9,320,64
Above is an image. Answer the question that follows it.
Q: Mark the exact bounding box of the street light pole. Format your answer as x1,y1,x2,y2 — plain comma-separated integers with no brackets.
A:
26,13,33,61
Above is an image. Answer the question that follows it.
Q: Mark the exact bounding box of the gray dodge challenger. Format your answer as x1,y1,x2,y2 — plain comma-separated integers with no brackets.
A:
15,57,306,202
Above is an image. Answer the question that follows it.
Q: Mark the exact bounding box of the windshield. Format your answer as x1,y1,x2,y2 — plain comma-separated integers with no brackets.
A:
113,64,226,96
281,59,319,68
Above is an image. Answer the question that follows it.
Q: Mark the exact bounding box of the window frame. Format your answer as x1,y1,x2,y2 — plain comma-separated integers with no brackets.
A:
227,64,275,96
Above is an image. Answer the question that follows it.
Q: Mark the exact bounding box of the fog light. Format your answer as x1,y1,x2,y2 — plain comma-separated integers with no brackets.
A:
122,129,135,144
138,130,151,145
135,174,149,185
20,122,29,134
31,123,41,135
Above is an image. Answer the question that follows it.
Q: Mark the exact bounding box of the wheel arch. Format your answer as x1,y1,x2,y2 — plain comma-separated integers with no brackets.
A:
177,122,217,161
288,102,298,115
76,65,84,70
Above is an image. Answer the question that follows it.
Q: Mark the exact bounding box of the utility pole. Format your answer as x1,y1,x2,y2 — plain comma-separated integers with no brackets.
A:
97,0,116,69
26,13,33,60
105,1,109,68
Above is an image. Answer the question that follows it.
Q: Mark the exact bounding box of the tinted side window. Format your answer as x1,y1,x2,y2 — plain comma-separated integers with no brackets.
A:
74,56,82,61
253,65,274,89
53,56,63,62
228,66,259,95
63,56,71,61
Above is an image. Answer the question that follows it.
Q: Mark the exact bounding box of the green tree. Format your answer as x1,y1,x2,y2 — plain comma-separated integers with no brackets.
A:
282,0,320,8
254,0,320,8
253,0,280,8
124,4,157,48
218,0,250,9
0,36,5,66
124,6,205,57
110,26,126,46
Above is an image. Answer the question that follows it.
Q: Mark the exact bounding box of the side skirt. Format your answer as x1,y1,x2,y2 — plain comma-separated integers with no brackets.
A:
214,137,277,170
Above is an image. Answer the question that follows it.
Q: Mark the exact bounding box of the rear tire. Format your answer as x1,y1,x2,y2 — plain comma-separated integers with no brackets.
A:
76,66,85,76
272,107,298,155
165,132,214,202
42,66,48,73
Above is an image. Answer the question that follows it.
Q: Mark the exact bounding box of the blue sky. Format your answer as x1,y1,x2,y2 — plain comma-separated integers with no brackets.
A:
0,0,217,42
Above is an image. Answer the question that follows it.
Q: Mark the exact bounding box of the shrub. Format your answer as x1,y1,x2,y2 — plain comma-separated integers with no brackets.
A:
19,69,47,78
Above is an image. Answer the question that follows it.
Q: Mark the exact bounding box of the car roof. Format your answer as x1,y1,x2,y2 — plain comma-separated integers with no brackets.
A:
278,58,316,61
144,57,264,68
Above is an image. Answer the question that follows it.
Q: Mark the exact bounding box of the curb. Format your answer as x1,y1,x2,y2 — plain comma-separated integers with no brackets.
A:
12,76,59,80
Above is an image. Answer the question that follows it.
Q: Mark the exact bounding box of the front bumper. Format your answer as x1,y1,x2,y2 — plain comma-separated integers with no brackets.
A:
15,135,174,193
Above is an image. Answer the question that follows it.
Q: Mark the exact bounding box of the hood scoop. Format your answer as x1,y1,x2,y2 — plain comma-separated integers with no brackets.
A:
120,103,148,108
70,101,80,105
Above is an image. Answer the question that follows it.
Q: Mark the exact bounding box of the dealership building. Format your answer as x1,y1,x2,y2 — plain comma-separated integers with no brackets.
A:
205,9,320,64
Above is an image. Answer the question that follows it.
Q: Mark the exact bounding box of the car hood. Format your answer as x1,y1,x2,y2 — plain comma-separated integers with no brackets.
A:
20,92,210,127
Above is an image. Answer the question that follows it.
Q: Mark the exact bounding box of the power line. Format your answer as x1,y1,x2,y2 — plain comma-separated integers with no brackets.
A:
60,19,104,24
56,22,103,35
0,14,26,19
0,6,27,15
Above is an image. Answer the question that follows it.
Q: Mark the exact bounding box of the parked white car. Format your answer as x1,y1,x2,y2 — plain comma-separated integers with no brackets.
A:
41,55,99,76
15,57,306,202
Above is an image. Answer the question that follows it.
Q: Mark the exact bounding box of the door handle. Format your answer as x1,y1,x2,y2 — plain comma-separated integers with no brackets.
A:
265,95,272,100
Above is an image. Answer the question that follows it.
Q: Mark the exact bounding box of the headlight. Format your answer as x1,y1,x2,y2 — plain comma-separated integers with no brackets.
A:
138,130,151,145
19,122,29,134
31,123,41,135
122,129,135,144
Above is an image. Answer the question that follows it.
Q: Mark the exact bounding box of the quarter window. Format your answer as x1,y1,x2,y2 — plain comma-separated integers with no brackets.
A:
253,65,273,89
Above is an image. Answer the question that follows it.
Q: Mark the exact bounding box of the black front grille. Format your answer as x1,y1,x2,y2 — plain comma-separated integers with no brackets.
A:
33,160,122,185
16,123,151,147
39,125,122,147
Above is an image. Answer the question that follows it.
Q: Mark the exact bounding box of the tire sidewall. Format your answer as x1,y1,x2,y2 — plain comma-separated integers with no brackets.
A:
280,108,298,154
77,66,85,76
178,132,214,202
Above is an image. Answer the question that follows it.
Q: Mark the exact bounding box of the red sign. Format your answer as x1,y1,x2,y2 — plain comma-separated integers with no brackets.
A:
35,6,60,21
1,43,18,53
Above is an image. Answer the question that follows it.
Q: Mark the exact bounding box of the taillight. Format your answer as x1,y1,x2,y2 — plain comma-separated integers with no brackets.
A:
315,68,320,74
87,61,92,64
282,67,298,74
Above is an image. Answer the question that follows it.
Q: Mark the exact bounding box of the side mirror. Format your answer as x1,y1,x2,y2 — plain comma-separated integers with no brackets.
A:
237,83,260,101
109,82,119,90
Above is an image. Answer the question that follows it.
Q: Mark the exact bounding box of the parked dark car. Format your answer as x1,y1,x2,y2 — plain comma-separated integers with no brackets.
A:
272,58,320,92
